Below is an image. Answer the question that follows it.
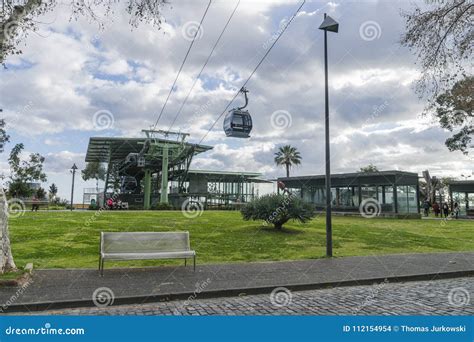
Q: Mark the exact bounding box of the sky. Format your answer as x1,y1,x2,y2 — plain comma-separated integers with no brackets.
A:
0,0,472,202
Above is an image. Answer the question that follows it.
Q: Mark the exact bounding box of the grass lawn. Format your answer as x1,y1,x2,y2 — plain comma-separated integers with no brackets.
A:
8,210,474,269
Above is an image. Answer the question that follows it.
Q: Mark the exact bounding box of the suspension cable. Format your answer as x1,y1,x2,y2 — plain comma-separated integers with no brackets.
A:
152,0,212,130
198,0,306,144
167,0,241,132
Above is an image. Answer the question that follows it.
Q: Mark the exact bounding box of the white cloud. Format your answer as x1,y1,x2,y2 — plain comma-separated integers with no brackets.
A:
0,0,471,196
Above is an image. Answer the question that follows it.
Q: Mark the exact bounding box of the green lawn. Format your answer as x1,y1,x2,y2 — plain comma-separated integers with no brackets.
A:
8,210,474,269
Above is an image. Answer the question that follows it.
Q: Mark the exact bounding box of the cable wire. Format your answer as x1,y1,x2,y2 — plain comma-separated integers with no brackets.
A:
198,0,306,144
152,0,212,130
168,0,241,132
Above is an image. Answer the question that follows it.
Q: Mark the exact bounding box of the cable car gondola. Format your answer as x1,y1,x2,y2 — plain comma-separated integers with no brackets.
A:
223,87,253,138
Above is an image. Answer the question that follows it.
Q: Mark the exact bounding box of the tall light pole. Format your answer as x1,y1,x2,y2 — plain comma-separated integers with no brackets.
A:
319,13,339,257
70,163,78,211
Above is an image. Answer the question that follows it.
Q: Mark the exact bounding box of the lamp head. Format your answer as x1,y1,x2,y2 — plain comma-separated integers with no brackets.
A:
319,14,339,33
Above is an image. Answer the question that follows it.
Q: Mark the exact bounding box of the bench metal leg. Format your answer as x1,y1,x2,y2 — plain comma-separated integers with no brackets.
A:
193,255,196,272
184,258,187,267
100,258,104,277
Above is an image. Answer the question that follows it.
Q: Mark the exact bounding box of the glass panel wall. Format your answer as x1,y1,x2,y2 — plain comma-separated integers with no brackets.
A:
452,192,467,215
397,185,418,213
338,187,353,206
361,186,377,200
285,181,419,214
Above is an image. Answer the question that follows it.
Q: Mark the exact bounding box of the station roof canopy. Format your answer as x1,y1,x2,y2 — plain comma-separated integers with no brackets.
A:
278,170,419,188
448,180,474,193
181,170,271,183
85,137,213,163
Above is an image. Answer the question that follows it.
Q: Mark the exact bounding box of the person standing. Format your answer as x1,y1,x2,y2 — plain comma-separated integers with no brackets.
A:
453,202,460,219
442,202,449,218
31,196,39,212
423,200,430,217
432,201,440,217
106,197,114,210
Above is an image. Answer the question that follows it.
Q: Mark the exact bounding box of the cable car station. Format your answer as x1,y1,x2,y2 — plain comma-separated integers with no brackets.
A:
85,129,266,209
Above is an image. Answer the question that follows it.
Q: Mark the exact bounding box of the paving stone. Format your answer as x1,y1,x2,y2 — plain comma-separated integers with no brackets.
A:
10,277,472,316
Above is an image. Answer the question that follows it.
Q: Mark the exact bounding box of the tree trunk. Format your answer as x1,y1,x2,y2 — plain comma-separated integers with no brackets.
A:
0,188,17,274
286,163,290,178
274,218,289,230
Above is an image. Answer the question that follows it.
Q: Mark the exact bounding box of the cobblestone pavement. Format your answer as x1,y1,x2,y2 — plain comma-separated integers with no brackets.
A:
15,277,474,316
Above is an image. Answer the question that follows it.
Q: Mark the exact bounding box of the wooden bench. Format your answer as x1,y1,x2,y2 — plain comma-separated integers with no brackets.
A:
99,231,196,276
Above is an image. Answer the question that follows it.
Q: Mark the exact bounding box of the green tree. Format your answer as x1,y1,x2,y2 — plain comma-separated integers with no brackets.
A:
432,77,473,154
241,194,316,230
0,117,9,153
401,1,473,153
359,164,379,173
274,145,302,178
48,183,58,201
1,1,167,64
82,162,106,191
36,187,46,200
8,143,47,197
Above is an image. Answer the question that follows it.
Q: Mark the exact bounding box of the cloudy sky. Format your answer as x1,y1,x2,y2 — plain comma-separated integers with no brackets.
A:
0,0,472,202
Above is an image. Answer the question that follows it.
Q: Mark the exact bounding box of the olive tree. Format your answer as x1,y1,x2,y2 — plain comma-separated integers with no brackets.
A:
401,0,473,154
1,0,167,64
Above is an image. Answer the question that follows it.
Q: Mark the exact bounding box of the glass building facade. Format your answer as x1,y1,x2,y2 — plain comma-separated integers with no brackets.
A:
278,171,420,214
448,180,474,217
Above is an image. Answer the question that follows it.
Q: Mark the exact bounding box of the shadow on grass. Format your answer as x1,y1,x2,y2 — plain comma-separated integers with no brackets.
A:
256,225,305,235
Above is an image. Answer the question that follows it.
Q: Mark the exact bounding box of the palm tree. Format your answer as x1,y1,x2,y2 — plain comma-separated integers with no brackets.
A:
274,145,302,178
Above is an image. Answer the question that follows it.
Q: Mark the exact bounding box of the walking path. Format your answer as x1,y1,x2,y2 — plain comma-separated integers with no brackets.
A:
1,252,472,313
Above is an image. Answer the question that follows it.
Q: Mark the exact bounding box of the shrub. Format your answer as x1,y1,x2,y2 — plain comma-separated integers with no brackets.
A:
153,202,173,210
240,194,316,229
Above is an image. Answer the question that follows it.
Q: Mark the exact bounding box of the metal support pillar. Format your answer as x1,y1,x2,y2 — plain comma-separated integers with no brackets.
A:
144,169,151,210
160,144,169,204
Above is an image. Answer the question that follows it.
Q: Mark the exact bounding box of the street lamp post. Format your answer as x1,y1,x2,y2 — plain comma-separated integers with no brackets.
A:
70,163,78,211
319,13,339,257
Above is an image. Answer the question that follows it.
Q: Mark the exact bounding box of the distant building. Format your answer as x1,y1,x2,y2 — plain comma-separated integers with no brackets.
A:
278,170,420,216
447,180,474,217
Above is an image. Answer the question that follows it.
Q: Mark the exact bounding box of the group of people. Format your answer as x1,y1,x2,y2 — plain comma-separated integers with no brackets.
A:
423,200,460,219
106,197,125,210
